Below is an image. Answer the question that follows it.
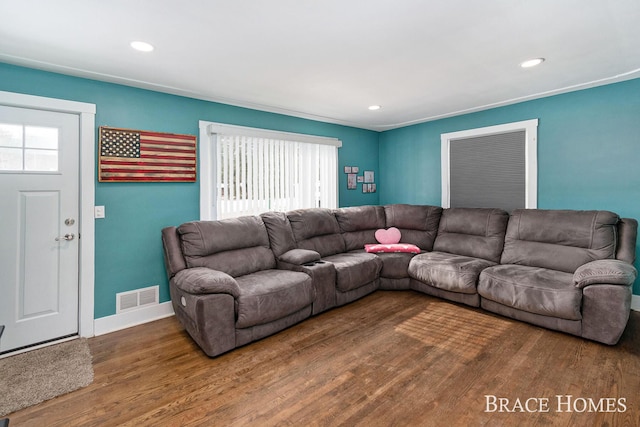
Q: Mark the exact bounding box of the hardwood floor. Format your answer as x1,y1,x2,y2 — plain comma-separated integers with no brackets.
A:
8,291,640,426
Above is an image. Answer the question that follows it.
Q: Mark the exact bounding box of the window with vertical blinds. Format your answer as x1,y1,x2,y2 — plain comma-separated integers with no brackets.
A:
441,119,538,212
199,122,341,220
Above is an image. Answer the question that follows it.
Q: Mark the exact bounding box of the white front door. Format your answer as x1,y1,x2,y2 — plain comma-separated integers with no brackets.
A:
0,105,80,353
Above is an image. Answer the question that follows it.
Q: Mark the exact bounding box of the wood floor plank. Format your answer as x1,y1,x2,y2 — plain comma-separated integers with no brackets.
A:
6,291,640,426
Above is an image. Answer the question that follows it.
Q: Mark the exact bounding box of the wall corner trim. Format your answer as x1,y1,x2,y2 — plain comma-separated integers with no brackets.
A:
93,301,175,336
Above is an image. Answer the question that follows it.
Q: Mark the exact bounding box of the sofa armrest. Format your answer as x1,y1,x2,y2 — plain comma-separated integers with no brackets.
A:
278,249,321,265
573,260,637,289
173,267,240,297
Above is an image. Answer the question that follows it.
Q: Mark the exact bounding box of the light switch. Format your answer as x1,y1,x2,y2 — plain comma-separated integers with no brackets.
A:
94,205,106,219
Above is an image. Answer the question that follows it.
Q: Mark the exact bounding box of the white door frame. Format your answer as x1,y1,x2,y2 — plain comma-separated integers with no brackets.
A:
0,90,95,338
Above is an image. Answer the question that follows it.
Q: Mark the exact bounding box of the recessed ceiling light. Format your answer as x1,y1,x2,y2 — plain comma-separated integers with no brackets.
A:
368,105,382,111
520,58,545,68
130,41,154,52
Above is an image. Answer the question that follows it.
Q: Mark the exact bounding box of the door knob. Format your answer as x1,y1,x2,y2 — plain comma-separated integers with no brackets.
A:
55,233,75,241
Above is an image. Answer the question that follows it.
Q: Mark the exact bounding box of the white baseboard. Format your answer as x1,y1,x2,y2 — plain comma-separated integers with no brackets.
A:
632,295,640,312
94,301,175,336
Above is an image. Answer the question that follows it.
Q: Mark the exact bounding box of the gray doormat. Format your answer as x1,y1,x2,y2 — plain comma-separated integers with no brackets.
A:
0,338,94,416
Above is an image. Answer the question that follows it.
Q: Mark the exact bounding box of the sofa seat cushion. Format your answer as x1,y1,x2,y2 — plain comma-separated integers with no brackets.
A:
323,252,382,292
478,265,581,320
374,252,415,279
408,251,495,294
235,269,314,329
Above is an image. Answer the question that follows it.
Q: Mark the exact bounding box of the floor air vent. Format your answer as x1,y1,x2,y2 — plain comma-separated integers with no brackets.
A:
116,285,159,314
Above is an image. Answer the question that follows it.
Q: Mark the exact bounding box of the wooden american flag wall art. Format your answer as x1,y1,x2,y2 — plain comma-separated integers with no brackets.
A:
98,126,197,182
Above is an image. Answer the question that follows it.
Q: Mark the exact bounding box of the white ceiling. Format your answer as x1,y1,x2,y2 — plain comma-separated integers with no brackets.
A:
1,0,639,131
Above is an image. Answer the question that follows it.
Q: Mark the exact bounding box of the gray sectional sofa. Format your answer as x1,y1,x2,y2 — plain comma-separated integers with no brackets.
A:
161,205,638,357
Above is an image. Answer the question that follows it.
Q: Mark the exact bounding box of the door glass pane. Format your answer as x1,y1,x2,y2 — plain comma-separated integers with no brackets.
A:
25,149,58,171
0,125,59,171
25,126,58,149
0,123,23,148
0,147,23,170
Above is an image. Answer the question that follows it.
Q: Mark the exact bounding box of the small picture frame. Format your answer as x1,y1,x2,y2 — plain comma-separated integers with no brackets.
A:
344,166,352,174
352,166,359,173
357,175,364,183
364,170,374,183
362,183,377,193
347,173,357,189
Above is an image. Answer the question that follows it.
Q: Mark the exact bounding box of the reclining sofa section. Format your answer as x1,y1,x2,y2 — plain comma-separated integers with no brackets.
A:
162,205,638,357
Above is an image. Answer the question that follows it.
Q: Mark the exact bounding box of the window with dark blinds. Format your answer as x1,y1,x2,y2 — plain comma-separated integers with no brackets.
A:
441,120,538,211
450,130,525,212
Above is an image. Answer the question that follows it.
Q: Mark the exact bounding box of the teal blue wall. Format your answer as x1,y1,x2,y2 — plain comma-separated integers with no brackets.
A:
0,62,379,318
379,78,640,294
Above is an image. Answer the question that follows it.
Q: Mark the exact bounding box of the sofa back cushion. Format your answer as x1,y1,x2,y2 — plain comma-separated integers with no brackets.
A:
334,205,386,251
501,209,619,273
178,216,276,277
287,208,346,257
260,211,297,258
433,207,509,263
384,204,443,250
